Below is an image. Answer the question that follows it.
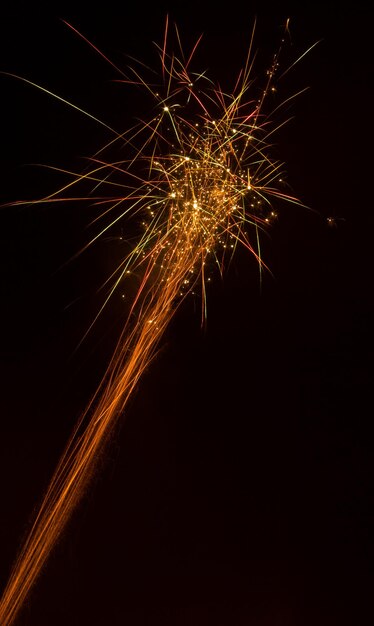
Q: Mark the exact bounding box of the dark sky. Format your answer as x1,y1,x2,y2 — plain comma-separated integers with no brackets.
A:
0,3,373,625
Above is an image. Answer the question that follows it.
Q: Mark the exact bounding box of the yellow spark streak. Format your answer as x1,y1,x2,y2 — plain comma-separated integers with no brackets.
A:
1,72,119,136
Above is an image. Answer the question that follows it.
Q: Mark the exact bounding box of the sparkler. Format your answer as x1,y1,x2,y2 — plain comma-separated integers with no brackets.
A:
0,17,311,625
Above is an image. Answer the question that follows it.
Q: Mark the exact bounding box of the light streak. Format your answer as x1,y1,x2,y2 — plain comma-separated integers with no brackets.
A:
0,17,308,625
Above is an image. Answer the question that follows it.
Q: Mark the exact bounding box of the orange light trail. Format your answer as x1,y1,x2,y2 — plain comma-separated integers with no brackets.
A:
0,18,306,625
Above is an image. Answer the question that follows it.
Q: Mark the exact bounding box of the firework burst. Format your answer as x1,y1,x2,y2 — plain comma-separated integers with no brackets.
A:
0,17,311,625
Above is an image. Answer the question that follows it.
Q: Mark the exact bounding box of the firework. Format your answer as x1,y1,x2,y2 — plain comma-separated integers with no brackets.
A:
0,17,309,625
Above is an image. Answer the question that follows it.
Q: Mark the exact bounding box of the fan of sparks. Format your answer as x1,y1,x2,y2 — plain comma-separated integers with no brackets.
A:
46,18,300,328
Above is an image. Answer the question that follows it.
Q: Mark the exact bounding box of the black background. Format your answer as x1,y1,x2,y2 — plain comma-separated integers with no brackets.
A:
0,2,373,625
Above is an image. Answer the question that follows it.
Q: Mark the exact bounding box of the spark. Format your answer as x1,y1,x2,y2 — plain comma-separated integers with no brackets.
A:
0,17,310,626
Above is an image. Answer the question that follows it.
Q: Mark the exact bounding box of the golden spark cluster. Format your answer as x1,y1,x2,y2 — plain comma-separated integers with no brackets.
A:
0,17,307,625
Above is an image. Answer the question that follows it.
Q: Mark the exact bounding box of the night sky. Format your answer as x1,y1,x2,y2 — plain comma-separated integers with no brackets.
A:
0,3,373,625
